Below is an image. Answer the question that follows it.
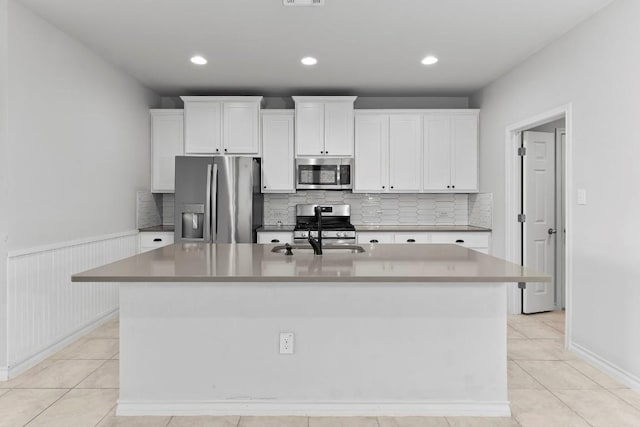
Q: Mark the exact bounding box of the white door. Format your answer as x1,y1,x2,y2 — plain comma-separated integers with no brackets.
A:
388,114,421,192
295,102,325,156
451,114,479,192
223,102,259,154
183,101,222,154
423,115,452,191
523,131,556,313
261,112,295,193
354,114,388,192
324,102,354,156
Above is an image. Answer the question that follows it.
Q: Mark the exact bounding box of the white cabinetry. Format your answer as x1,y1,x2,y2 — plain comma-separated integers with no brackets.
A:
181,96,262,155
293,96,356,157
354,112,421,193
423,112,479,192
257,231,294,244
139,232,174,253
357,230,491,254
261,110,295,193
150,110,184,193
355,110,479,194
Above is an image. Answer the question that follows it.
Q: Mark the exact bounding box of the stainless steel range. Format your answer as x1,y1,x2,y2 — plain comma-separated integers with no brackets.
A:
293,204,356,245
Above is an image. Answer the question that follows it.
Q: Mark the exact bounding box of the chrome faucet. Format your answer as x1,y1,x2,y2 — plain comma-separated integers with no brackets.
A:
308,205,323,255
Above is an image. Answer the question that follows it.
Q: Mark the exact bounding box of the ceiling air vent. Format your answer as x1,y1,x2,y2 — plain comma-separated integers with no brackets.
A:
283,0,325,6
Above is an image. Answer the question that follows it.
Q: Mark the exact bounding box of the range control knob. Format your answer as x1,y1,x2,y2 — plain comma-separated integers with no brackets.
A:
336,232,345,238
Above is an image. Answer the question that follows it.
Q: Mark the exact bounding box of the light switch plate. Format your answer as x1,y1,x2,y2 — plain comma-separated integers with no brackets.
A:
279,332,294,354
577,189,587,205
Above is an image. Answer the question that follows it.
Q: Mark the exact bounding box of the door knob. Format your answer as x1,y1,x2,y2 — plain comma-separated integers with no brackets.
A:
548,228,557,235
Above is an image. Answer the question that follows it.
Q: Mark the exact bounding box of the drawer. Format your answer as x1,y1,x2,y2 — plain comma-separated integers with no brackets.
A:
257,231,293,244
429,232,490,248
393,232,430,244
139,232,174,250
356,232,394,244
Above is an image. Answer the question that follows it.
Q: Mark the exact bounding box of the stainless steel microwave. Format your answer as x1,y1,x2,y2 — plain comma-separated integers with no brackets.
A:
295,158,353,190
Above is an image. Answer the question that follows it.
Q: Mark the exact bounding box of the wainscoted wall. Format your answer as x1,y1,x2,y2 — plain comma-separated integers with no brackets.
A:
264,192,470,226
5,231,138,375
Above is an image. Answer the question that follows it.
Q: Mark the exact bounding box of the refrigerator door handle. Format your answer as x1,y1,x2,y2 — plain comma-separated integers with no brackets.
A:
211,163,219,242
205,164,213,241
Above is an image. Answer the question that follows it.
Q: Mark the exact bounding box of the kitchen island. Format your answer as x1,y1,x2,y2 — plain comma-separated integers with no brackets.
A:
72,243,548,417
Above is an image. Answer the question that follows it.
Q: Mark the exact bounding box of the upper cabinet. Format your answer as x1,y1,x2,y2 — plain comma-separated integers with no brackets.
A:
150,109,184,193
355,110,479,194
423,112,479,193
261,110,295,193
181,96,262,155
293,96,357,157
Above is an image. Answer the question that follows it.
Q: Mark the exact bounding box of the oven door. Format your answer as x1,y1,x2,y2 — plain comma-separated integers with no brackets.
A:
296,158,352,190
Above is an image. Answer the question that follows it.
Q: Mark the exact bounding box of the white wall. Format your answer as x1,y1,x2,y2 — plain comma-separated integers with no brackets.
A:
470,0,640,384
7,0,159,250
1,0,158,375
0,0,9,371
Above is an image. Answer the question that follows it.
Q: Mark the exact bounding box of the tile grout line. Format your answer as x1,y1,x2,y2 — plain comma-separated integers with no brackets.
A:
93,403,117,427
23,388,74,426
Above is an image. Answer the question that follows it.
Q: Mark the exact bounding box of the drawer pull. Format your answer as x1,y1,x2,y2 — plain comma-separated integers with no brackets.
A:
153,238,162,242
407,239,416,243
369,239,379,243
455,239,464,243
271,239,280,243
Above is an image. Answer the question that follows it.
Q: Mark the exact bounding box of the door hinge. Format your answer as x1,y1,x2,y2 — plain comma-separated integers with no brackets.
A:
518,282,526,289
517,146,526,156
517,213,526,223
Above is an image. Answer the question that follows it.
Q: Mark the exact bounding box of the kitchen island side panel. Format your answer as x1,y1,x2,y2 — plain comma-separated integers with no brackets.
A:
118,281,509,416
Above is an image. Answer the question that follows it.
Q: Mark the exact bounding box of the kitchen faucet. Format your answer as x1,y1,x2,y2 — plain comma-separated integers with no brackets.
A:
308,205,323,255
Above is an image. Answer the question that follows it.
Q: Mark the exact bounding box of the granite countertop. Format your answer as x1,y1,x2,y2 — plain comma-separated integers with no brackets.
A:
258,225,491,232
139,225,175,232
72,243,547,284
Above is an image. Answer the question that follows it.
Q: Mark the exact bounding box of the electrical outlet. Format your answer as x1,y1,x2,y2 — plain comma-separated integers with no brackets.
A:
279,332,294,354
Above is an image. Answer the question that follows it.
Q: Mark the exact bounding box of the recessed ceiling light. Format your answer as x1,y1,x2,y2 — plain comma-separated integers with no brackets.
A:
421,55,439,65
190,55,207,65
301,56,318,66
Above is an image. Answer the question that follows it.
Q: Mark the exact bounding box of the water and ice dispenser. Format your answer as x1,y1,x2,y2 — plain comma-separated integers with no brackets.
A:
180,204,205,240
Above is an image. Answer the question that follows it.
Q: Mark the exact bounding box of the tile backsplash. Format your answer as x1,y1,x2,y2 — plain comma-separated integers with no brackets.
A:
162,194,175,226
264,191,472,226
468,193,493,229
136,192,175,228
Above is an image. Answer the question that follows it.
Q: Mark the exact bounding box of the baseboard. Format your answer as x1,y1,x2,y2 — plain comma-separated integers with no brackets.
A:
3,309,118,381
116,400,511,417
570,342,640,390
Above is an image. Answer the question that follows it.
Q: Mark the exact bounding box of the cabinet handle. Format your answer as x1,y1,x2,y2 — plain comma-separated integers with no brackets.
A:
153,238,162,242
263,185,267,189
407,239,416,243
455,239,464,243
271,239,280,243
224,148,228,152
325,151,328,154
216,149,219,152
369,239,379,243
447,185,450,189
390,186,394,189
452,185,455,189
320,151,324,154
382,186,385,189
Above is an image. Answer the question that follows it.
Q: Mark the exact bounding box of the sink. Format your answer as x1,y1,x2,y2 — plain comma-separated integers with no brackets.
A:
271,244,366,254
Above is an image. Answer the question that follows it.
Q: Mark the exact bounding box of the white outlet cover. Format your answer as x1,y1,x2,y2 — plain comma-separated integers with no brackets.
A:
279,332,294,354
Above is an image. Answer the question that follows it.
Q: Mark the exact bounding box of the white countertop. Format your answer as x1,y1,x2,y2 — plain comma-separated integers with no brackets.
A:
72,243,547,283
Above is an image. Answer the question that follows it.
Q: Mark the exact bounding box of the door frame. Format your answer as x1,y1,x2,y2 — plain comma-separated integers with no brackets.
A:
504,104,573,345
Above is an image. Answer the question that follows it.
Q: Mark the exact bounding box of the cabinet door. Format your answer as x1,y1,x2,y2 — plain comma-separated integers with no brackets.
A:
184,101,222,154
295,102,325,156
354,114,388,192
324,102,354,156
151,111,183,193
257,232,293,244
223,102,259,154
423,115,452,191
451,114,479,192
388,115,421,192
261,112,295,193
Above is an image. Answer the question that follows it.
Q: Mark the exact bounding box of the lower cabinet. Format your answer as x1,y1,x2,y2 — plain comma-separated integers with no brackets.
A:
139,232,174,253
357,231,491,254
257,231,293,244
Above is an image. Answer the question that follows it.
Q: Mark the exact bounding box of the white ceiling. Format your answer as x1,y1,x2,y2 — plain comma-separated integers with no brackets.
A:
18,0,613,96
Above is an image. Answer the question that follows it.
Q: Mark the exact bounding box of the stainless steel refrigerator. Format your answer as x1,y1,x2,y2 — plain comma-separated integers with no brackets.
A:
174,156,263,244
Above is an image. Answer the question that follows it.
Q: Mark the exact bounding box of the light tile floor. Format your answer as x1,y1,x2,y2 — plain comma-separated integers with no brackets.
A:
1,311,639,426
